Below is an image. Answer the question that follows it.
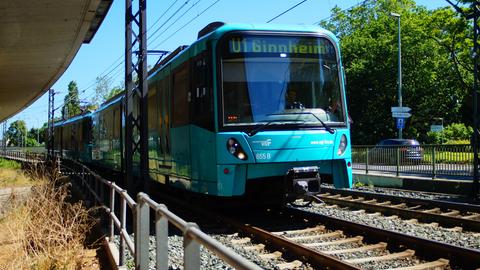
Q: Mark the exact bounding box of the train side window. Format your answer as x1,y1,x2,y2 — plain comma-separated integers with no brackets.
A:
191,52,213,131
172,63,190,127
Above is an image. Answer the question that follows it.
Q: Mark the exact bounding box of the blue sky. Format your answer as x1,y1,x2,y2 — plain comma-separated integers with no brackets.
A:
7,0,449,130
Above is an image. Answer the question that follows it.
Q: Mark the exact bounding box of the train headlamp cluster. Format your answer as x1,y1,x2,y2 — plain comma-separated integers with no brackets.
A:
227,138,248,160
337,134,348,156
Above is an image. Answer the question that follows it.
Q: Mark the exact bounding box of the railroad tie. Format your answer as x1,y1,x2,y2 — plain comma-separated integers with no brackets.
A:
351,209,366,214
231,237,251,244
440,210,459,217
445,226,463,232
462,213,480,220
406,205,422,210
367,212,382,217
350,197,364,202
286,230,343,241
406,219,418,224
272,225,326,235
425,222,439,227
390,203,406,208
304,236,363,247
323,242,388,255
345,249,415,264
363,199,377,203
243,244,265,251
276,260,303,270
387,258,449,270
325,204,339,209
259,251,282,260
385,215,399,220
422,207,440,214
376,201,392,206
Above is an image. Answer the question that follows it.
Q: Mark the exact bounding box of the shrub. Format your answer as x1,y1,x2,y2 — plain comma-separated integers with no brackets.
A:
426,123,473,144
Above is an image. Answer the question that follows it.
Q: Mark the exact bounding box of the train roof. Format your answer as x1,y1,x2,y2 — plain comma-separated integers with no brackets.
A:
53,112,91,127
95,93,123,114
200,22,338,42
148,22,338,79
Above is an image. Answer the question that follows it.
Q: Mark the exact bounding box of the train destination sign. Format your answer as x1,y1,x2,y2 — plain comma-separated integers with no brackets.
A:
228,36,335,57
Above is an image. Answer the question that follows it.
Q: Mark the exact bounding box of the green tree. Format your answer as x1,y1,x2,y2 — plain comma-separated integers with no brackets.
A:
63,81,81,118
322,0,472,144
6,120,27,147
92,76,124,106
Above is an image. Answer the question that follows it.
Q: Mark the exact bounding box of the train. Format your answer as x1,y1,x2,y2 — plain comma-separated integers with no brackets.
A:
53,22,353,204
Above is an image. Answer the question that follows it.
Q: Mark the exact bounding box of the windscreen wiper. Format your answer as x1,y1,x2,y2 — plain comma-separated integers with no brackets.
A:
247,119,304,137
247,121,274,137
266,112,335,134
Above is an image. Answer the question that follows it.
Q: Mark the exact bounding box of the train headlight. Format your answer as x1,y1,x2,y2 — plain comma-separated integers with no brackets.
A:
337,134,348,156
227,138,248,160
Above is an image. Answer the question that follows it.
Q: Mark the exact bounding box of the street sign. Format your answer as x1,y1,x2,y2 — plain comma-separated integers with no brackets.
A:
391,106,411,113
392,112,412,118
396,118,405,129
430,125,443,132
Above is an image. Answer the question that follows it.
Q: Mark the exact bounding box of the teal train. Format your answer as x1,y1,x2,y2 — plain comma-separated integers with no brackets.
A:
54,22,353,204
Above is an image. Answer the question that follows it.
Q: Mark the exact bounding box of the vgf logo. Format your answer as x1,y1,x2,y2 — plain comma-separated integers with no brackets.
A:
253,139,272,147
261,139,272,147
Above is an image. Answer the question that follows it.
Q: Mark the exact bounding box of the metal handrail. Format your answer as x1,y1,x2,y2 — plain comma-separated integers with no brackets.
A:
352,144,475,179
63,159,261,270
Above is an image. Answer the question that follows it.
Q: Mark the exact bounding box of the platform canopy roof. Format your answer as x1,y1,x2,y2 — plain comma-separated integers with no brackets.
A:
0,0,113,122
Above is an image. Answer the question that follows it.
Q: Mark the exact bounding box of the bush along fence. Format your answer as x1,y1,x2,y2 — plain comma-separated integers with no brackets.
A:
352,144,475,179
61,158,262,270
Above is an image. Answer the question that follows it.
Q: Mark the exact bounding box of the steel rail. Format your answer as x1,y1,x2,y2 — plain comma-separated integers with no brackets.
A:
321,186,480,213
284,207,480,269
235,222,361,270
316,194,480,232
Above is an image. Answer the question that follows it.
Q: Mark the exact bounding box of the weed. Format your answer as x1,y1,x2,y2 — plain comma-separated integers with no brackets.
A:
0,170,98,269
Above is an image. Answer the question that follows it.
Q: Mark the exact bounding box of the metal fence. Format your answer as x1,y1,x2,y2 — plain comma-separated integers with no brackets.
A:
0,151,261,269
0,149,45,163
352,144,474,179
62,159,262,270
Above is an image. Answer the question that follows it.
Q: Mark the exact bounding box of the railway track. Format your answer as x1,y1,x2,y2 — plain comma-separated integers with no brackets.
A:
134,182,480,269
221,207,480,269
317,187,480,232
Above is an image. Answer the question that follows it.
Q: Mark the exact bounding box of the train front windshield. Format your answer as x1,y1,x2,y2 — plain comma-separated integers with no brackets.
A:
221,34,345,129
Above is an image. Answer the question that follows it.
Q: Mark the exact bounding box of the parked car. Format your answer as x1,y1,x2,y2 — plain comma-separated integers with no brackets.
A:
369,139,423,164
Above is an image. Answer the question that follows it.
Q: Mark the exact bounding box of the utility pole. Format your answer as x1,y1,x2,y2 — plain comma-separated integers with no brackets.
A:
391,12,403,139
467,1,479,201
125,0,148,195
2,121,6,152
47,88,55,157
445,0,480,200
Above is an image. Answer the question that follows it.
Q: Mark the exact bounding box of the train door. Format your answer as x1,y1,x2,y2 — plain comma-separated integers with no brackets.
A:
170,61,192,189
155,69,172,184
190,51,216,192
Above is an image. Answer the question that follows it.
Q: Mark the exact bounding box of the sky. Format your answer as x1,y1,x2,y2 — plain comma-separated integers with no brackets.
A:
5,0,450,131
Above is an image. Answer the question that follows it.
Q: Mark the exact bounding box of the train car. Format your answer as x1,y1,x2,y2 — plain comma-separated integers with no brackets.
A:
91,94,124,171
53,113,92,163
146,22,353,203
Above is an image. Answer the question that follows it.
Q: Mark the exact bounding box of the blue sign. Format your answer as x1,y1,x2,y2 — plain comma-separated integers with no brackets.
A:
396,118,405,129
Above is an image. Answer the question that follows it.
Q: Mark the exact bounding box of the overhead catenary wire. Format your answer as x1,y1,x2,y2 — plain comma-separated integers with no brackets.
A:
313,0,369,25
152,0,222,50
58,0,220,113
266,0,309,23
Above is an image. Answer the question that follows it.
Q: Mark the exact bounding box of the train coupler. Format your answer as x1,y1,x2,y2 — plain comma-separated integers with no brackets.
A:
285,166,321,202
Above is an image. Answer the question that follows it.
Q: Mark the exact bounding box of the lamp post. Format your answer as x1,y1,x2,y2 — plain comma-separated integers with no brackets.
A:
391,12,402,139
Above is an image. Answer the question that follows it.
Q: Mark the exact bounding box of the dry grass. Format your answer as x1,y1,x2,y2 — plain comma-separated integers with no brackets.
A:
0,168,33,188
0,173,99,269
